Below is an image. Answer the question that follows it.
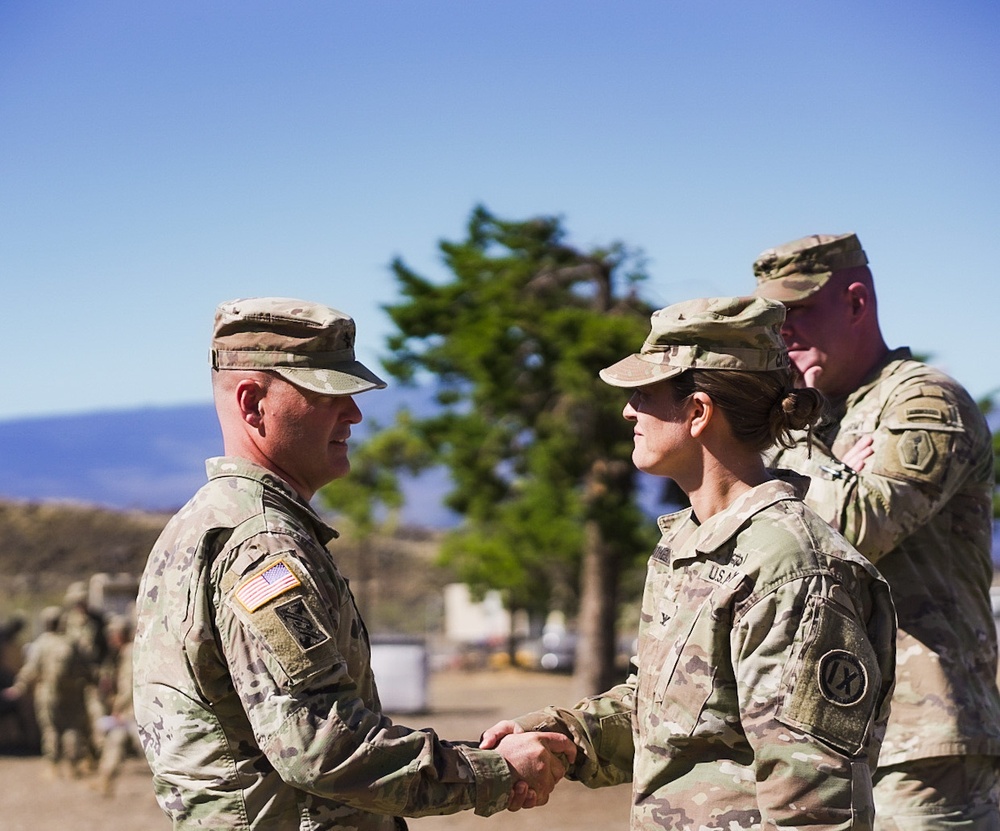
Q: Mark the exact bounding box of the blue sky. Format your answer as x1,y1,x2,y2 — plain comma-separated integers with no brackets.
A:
1,1,998,422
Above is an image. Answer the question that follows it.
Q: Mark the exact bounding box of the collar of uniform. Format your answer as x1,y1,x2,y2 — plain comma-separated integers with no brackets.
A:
662,476,808,561
205,456,339,544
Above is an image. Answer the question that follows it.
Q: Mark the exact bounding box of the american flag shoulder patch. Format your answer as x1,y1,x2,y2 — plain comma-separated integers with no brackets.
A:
235,560,301,612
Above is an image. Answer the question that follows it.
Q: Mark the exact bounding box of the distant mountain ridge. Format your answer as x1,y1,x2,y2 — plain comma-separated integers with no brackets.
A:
4,398,994,548
0,387,459,526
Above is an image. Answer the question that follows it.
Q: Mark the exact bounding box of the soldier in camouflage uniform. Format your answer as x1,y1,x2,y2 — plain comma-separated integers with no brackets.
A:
61,579,107,767
753,233,1000,829
132,297,576,830
482,296,897,830
3,606,92,778
94,615,139,796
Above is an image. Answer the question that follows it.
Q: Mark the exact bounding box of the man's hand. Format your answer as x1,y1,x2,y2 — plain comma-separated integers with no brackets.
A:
841,435,874,472
795,362,872,473
490,730,577,810
479,718,524,749
800,365,823,389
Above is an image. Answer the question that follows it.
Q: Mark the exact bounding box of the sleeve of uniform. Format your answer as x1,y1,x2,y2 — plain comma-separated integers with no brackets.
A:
732,575,885,830
214,540,513,818
11,642,41,692
772,377,990,562
504,679,636,789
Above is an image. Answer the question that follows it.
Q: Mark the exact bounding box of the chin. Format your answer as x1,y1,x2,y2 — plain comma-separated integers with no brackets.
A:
631,455,660,477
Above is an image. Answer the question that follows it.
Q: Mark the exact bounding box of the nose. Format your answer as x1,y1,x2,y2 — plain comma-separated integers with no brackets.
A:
343,396,363,424
623,394,639,421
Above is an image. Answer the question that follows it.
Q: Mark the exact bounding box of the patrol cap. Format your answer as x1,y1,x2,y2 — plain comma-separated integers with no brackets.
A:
599,296,789,388
753,232,869,302
211,297,387,396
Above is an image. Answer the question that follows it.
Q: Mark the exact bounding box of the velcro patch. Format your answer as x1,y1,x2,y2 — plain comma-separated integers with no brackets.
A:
274,597,330,651
235,560,301,611
777,595,880,755
904,407,943,422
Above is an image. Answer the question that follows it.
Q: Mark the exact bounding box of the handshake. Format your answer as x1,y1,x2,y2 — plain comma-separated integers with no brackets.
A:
479,719,578,811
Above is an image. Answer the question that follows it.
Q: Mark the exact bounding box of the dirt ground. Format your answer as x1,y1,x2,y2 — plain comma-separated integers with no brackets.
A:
0,668,632,831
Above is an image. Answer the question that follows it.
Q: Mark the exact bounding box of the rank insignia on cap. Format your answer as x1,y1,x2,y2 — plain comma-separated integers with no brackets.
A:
235,560,301,612
818,649,868,706
275,598,330,651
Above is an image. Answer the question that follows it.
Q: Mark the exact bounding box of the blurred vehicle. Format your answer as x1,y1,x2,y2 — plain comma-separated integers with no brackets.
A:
515,629,577,673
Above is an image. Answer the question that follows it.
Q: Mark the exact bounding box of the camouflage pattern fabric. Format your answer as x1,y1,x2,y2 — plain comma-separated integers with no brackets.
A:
97,639,140,794
133,457,512,830
61,604,107,668
753,233,869,303
211,297,387,396
599,296,790,389
511,478,896,830
14,630,91,766
767,348,1000,767
873,754,1000,829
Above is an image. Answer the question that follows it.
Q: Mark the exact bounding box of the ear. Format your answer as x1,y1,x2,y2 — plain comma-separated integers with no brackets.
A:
687,392,713,439
235,378,266,431
845,281,871,324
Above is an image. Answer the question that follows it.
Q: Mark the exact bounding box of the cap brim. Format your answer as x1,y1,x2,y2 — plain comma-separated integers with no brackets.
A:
274,361,388,395
753,274,829,303
598,355,686,388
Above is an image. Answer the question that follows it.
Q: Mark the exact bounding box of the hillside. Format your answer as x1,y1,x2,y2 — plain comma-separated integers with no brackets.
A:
0,499,168,616
0,498,450,638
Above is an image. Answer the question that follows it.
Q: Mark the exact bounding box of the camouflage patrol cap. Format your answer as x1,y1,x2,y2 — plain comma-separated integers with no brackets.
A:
211,297,387,395
599,296,789,388
753,232,869,302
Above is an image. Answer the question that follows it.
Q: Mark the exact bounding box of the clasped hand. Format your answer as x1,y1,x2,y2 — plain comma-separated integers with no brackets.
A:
797,365,873,472
480,721,577,811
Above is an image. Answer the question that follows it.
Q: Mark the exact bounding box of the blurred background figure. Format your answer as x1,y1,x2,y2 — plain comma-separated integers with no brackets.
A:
60,579,108,769
93,614,139,796
2,606,91,778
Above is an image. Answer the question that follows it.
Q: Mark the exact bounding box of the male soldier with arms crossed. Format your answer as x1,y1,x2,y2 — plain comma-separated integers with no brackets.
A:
133,297,575,830
753,234,1000,829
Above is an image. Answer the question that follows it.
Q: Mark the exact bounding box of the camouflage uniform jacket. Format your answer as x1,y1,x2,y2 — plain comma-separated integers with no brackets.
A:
768,347,1000,765
513,478,896,830
14,630,89,710
133,457,512,831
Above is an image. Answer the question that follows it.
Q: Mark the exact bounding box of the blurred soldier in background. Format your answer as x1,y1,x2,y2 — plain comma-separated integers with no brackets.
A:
753,232,1000,829
3,606,91,778
60,580,107,769
93,615,139,796
61,580,108,666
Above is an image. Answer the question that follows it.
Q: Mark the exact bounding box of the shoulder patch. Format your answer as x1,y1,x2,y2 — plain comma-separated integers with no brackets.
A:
235,560,301,611
896,429,935,472
274,597,330,651
818,649,868,705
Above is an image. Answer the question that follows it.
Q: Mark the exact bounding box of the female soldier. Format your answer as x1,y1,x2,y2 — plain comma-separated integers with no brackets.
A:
483,296,896,830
